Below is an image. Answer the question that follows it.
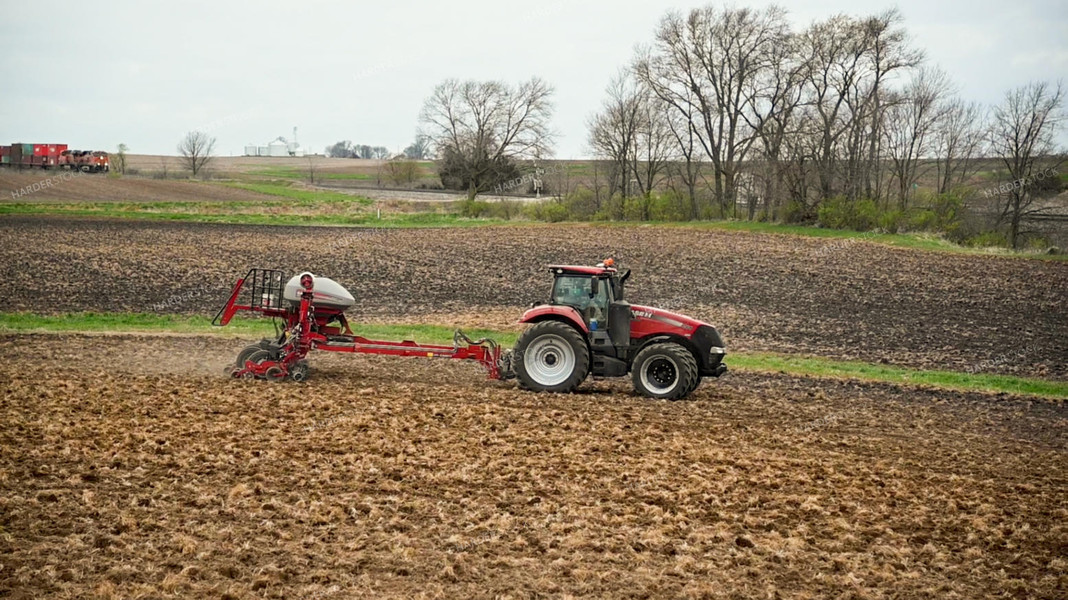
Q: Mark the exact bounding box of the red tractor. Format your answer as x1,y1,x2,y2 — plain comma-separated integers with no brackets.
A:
213,260,726,400
509,259,726,399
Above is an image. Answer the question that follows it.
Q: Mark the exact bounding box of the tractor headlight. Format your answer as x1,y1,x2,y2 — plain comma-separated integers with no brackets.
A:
710,346,726,356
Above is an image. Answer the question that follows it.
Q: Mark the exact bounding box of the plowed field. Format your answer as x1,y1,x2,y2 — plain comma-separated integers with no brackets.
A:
0,216,1064,378
1,334,1065,599
0,173,278,204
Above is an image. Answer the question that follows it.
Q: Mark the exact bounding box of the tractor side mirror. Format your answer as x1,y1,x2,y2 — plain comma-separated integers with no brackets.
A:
590,276,599,297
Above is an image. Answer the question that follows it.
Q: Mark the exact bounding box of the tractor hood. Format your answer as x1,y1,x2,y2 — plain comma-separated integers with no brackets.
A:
629,304,709,336
629,304,726,374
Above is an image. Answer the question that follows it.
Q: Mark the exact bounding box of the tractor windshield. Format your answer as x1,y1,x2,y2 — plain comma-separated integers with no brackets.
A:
552,275,610,324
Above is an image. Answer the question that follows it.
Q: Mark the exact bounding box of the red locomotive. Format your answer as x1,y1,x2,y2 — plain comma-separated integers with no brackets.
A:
61,149,110,173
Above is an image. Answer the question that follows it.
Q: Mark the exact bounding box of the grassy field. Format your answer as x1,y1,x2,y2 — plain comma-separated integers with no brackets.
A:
0,203,501,227
252,167,374,180
0,178,502,227
250,163,438,182
3,312,1065,400
3,153,1063,257
224,181,374,204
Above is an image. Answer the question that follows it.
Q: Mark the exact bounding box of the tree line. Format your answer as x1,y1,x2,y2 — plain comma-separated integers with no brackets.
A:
417,5,1065,249
324,136,432,160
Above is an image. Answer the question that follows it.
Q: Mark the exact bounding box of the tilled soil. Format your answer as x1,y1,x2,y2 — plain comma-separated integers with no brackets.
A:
0,173,279,204
0,215,1064,378
1,334,1066,599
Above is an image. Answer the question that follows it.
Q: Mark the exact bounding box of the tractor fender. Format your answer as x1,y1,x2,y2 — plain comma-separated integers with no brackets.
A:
518,305,589,334
630,334,701,366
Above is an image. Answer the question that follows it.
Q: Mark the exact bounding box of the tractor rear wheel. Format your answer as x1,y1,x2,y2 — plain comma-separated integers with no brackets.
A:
631,343,699,400
514,321,589,394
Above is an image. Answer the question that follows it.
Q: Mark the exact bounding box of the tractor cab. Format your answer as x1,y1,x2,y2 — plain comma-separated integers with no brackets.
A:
544,259,634,373
549,265,614,322
549,259,631,322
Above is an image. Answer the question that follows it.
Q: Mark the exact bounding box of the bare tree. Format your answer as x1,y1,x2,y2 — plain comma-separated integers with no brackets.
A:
779,108,823,218
588,72,643,198
883,67,950,209
631,95,674,198
419,77,555,199
636,6,789,215
326,141,356,158
794,11,921,205
858,9,925,200
747,31,807,220
934,99,985,194
115,143,129,175
404,135,433,160
663,104,704,218
177,131,216,177
546,161,573,200
589,160,609,212
306,154,318,184
797,15,871,202
588,71,673,203
384,159,419,186
988,81,1065,248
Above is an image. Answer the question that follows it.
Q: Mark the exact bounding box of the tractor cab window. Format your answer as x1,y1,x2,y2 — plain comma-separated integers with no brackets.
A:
552,275,610,324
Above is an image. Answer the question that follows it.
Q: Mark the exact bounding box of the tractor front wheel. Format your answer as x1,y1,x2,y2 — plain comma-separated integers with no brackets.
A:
631,343,699,400
514,321,589,394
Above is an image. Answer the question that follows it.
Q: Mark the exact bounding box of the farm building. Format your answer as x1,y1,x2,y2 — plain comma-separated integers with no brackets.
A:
244,128,305,157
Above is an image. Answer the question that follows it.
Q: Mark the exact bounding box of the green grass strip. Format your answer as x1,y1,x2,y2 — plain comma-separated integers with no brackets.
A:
2,312,1063,400
729,352,1067,400
0,312,276,335
248,167,433,181
0,203,506,227
222,181,373,204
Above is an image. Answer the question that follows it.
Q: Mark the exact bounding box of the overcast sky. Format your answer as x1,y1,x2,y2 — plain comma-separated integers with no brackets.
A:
1,0,1065,158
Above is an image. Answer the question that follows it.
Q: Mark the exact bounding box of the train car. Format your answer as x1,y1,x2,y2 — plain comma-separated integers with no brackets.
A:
37,143,68,168
2,143,105,172
8,144,30,168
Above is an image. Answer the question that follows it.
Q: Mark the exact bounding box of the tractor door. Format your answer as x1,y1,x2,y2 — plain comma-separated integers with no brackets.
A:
607,270,631,350
594,275,630,376
588,275,631,353
607,301,631,350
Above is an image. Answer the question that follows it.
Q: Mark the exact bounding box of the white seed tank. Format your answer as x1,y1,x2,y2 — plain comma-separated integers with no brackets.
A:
283,273,355,309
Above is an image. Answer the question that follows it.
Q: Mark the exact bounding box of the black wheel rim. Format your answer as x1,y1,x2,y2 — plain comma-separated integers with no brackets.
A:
646,358,678,390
